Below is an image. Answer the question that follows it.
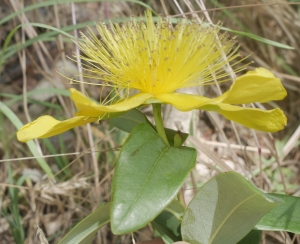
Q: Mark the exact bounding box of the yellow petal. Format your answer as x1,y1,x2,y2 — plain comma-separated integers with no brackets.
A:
201,103,287,132
155,93,219,111
17,115,97,142
220,68,287,104
70,89,153,116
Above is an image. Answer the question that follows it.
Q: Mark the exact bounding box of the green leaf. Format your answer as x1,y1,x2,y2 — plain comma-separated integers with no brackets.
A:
152,211,182,243
109,109,189,146
109,109,147,133
237,230,262,244
111,123,197,234
173,134,182,147
165,200,185,220
58,203,110,244
256,193,300,234
0,101,54,179
153,199,185,243
165,128,189,147
181,171,281,244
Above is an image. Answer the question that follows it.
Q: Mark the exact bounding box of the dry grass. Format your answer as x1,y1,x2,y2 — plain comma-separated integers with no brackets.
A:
0,0,299,243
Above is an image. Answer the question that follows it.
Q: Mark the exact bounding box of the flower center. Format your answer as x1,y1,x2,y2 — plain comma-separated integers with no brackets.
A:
74,10,245,99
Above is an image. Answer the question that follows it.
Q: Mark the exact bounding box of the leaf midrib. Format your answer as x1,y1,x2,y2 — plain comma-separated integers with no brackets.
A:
116,145,169,230
208,193,257,244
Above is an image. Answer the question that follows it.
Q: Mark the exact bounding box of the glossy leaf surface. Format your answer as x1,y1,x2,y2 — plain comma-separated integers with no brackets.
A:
109,109,189,146
109,109,147,133
256,193,300,234
181,171,281,244
165,128,189,147
152,211,182,243
111,123,196,234
237,230,262,244
58,203,110,244
165,200,185,220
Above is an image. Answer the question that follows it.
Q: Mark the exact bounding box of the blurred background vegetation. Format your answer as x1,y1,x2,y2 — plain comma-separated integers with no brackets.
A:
0,0,299,243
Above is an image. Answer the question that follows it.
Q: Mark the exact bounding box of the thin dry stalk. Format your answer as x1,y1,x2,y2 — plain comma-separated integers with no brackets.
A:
53,4,66,64
70,3,100,209
281,125,300,160
170,2,300,18
189,136,233,171
9,0,52,72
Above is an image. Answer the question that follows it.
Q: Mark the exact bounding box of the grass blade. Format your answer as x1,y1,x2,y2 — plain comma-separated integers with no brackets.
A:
0,101,54,179
0,0,153,26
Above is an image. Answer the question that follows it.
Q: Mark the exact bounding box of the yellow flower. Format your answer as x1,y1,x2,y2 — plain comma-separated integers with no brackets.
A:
17,11,287,142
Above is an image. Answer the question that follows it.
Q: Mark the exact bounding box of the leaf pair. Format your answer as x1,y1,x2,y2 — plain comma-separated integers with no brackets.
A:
58,171,300,244
58,110,300,243
58,170,300,244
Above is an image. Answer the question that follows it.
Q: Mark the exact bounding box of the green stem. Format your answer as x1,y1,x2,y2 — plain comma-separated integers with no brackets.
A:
152,103,170,146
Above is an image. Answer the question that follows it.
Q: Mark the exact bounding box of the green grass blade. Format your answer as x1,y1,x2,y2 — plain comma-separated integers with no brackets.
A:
208,0,245,29
0,25,21,68
42,138,71,178
5,163,25,243
208,0,293,49
0,20,115,62
0,17,180,63
220,26,294,50
1,14,292,70
1,88,70,106
0,101,54,179
0,0,153,26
